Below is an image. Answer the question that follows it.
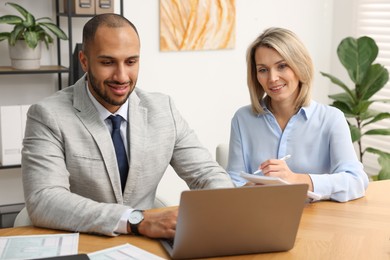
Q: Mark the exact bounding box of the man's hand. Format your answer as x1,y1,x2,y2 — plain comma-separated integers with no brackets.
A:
138,206,178,239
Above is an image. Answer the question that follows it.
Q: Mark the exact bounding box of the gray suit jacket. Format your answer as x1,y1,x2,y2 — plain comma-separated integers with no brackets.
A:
22,76,234,236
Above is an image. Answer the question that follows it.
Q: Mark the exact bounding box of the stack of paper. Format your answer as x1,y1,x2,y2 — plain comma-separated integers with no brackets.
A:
240,172,322,201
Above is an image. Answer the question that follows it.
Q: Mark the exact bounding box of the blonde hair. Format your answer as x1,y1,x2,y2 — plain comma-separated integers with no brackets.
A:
246,27,313,114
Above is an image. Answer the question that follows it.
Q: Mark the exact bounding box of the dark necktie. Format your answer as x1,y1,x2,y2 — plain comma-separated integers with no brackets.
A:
109,115,129,192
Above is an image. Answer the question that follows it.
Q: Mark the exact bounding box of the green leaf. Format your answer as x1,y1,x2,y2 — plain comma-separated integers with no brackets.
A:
330,101,355,117
41,33,53,49
0,32,10,41
5,2,29,19
359,64,389,100
359,109,378,121
39,22,68,40
22,13,35,28
366,148,390,180
23,31,39,49
36,17,53,22
45,34,53,44
349,125,361,142
34,25,46,38
363,128,390,136
320,72,354,97
352,100,371,115
328,92,356,106
9,24,24,45
42,36,50,49
0,15,23,25
363,112,390,126
337,36,378,84
378,156,390,180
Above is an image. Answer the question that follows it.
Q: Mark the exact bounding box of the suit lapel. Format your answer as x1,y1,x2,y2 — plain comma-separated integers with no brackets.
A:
73,78,123,204
123,90,147,204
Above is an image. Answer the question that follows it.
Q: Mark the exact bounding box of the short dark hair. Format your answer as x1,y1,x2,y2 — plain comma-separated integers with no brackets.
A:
82,13,139,54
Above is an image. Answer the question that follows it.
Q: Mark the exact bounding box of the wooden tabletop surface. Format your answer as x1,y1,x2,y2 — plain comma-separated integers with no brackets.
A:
1,180,389,259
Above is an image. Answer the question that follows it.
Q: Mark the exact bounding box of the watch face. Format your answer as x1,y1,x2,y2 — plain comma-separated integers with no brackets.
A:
129,210,144,224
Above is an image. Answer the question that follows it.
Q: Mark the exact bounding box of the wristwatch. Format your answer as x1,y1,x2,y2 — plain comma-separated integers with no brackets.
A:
128,210,144,236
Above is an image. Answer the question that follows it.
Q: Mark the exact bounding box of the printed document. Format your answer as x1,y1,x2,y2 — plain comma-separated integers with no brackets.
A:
240,172,322,201
0,233,79,260
88,243,165,260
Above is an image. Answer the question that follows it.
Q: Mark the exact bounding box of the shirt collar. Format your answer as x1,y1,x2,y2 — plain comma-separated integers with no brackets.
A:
85,82,129,122
260,97,314,120
260,98,272,114
299,100,316,120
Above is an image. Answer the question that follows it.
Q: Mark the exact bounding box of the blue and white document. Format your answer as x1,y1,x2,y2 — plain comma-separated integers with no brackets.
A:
0,233,79,260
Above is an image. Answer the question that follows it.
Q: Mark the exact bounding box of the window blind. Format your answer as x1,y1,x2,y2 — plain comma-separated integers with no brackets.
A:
356,0,390,176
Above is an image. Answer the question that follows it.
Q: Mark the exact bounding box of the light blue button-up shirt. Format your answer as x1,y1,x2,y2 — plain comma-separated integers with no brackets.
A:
227,100,368,202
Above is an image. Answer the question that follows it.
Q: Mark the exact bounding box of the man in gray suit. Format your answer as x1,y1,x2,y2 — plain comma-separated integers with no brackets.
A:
22,13,234,238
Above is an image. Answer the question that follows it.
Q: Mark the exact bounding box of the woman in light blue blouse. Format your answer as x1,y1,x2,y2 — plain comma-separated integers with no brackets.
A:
228,27,368,202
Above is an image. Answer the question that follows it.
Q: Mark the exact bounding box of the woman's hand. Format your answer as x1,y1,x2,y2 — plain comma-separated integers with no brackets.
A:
259,159,313,191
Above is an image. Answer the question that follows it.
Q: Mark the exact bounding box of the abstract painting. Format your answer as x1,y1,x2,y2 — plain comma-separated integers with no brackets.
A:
160,0,236,51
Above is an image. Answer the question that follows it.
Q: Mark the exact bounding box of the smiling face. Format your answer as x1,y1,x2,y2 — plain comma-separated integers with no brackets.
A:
79,24,140,113
255,46,300,107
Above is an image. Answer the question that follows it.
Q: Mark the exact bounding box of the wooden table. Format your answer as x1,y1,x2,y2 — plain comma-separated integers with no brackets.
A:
1,180,390,259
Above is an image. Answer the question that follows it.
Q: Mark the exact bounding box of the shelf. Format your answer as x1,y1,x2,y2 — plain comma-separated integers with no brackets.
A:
0,66,69,75
57,12,95,18
0,164,21,170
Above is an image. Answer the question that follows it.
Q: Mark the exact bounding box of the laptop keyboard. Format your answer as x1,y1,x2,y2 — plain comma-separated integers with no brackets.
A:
166,238,175,248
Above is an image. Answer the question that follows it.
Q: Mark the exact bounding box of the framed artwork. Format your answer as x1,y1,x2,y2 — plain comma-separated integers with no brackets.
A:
160,0,236,51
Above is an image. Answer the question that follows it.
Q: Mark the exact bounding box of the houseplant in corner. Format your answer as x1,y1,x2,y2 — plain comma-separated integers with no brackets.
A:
321,36,390,180
0,2,68,70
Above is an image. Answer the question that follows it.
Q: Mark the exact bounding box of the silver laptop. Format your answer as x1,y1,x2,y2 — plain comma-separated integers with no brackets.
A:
160,184,308,259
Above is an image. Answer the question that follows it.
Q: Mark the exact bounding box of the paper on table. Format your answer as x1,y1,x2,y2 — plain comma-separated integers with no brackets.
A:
88,243,165,260
0,233,79,260
240,172,322,201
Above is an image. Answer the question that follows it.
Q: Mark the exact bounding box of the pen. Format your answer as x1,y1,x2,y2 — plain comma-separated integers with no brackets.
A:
253,154,292,175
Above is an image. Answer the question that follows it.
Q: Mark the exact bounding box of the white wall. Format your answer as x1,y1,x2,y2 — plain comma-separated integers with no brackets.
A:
0,0,356,206
127,0,336,204
329,0,358,94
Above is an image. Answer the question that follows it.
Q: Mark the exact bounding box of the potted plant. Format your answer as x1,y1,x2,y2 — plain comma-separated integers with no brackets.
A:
0,2,68,70
321,36,390,180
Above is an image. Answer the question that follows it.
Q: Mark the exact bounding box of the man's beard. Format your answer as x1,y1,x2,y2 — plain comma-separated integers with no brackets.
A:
88,69,134,107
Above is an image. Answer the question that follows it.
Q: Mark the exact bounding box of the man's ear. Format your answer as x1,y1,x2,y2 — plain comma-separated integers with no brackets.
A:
79,51,88,72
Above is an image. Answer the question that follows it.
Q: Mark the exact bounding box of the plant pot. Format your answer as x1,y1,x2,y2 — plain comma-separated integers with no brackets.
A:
9,40,41,70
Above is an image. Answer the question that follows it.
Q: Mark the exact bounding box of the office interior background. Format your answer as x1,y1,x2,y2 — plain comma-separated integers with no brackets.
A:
0,0,389,224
